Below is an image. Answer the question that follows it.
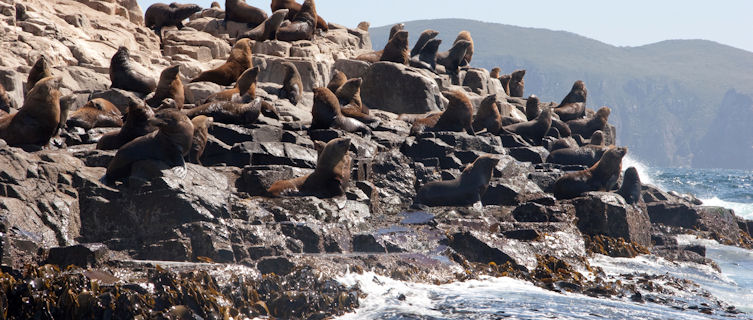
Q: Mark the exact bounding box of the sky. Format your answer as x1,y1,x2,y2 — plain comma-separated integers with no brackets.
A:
137,0,753,53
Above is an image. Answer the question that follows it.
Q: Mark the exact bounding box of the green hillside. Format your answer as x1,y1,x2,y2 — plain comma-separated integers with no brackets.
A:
371,19,753,168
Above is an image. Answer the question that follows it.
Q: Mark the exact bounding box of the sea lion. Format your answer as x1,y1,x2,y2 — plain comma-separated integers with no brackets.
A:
144,2,201,32
225,0,267,26
525,95,540,121
56,95,75,135
388,23,405,40
490,67,501,79
0,76,61,147
279,62,303,106
187,115,213,165
409,38,441,71
355,23,404,63
327,70,347,93
551,118,571,138
430,90,475,135
337,78,377,125
408,112,442,136
552,146,627,200
184,96,276,125
436,40,471,81
271,0,328,31
97,101,157,150
502,107,552,144
357,21,369,31
618,167,642,204
275,0,317,42
499,74,511,96
105,109,194,182
25,56,52,97
380,30,409,65
472,94,502,134
567,106,610,139
66,98,123,130
554,80,587,121
509,70,526,97
454,31,474,66
310,87,370,135
588,130,605,146
109,47,157,96
546,144,608,167
146,65,184,109
0,83,13,114
415,155,500,206
410,29,439,57
549,137,577,152
267,137,351,198
239,9,289,41
204,66,259,103
211,1,220,8
191,38,253,86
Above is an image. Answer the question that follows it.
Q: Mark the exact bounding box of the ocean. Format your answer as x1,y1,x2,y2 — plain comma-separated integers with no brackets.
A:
337,157,753,319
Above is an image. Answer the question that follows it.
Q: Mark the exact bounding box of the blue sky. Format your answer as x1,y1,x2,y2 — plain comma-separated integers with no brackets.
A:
137,0,753,52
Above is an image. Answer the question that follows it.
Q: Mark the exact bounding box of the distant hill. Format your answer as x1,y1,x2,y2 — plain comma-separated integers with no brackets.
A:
371,19,753,169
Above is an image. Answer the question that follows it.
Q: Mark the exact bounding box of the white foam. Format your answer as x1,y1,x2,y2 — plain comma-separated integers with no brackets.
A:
700,196,753,219
622,155,658,187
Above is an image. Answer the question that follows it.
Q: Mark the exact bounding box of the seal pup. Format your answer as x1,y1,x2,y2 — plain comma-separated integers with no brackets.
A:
225,0,267,26
109,47,157,96
567,106,610,139
410,29,439,57
279,62,303,106
184,95,276,125
490,67,501,79
436,40,471,82
499,74,512,96
618,167,642,204
267,137,352,198
380,30,410,65
552,146,627,199
271,0,328,31
546,144,608,167
429,90,475,135
97,101,157,150
554,80,587,121
25,56,52,97
0,76,61,147
453,31,474,66
275,0,318,42
66,98,123,130
191,38,253,86
187,115,213,165
326,70,347,93
146,65,184,109
509,69,526,97
409,38,441,71
310,87,370,135
239,9,288,41
357,21,369,31
472,94,502,134
204,66,259,103
144,2,201,32
502,107,552,144
415,155,500,206
0,83,13,115
105,109,194,182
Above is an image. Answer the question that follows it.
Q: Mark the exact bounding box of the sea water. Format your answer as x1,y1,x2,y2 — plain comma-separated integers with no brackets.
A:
337,157,753,319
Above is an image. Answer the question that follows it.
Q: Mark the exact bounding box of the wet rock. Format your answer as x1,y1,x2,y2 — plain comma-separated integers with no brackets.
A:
571,192,651,247
508,147,549,164
257,256,295,275
45,243,109,267
352,234,386,253
445,231,518,266
361,62,445,114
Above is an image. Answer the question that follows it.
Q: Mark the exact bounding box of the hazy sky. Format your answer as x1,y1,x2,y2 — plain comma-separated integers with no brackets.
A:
137,0,753,52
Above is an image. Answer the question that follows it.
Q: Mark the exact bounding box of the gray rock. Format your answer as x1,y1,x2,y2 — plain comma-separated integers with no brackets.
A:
571,192,651,247
361,62,445,114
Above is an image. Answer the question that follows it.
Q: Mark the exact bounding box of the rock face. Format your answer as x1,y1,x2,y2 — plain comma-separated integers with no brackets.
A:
361,62,445,114
571,192,651,247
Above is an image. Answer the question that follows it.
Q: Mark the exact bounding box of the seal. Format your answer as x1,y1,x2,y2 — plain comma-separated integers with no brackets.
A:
211,1,220,8
0,76,61,147
355,23,404,63
502,107,552,144
567,106,610,139
109,47,157,96
552,146,627,199
275,0,317,42
279,62,303,106
415,155,500,206
310,87,370,135
388,23,405,40
184,96,276,125
327,70,347,93
66,98,123,130
409,38,441,71
105,109,194,182
56,94,76,135
454,31,474,66
407,112,442,135
549,137,577,152
146,65,184,109
97,101,157,150
191,38,253,86
618,166,642,204
267,137,352,198
357,21,370,31
380,30,409,65
337,78,378,125
0,83,13,115
525,94,540,121
240,9,288,41
554,80,587,121
271,0,328,31
204,66,259,103
187,115,213,165
144,2,201,32
225,0,267,26
25,56,52,97
472,94,502,134
499,74,511,96
588,130,604,146
490,67,501,79
546,144,608,167
509,69,526,97
410,29,439,57
436,40,471,81
431,90,475,135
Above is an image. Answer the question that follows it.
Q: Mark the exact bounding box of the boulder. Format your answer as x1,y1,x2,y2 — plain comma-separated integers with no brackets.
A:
361,62,445,114
571,192,651,247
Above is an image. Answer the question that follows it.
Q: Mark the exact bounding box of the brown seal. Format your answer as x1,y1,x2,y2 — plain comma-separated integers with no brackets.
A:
355,23,404,63
109,47,157,96
271,0,329,31
410,29,439,57
66,98,123,130
25,56,52,97
454,31,474,66
588,130,605,146
279,62,303,106
525,94,540,121
144,2,201,31
509,69,526,97
423,90,475,135
184,96,277,125
499,74,511,96
552,146,627,199
56,95,76,135
275,0,318,42
105,109,194,182
310,87,370,134
567,106,610,139
415,155,500,206
267,137,352,198
409,38,441,71
380,30,409,65
407,112,442,135
618,167,642,204
0,76,61,147
97,101,157,150
187,115,213,165
436,40,471,80
490,67,501,79
546,143,608,167
549,137,577,152
225,0,267,26
502,106,552,144
472,94,502,134
211,1,220,8
357,21,370,31
240,8,289,41
327,70,347,93
205,66,259,103
554,80,587,121
191,38,253,86
0,83,13,115
146,65,184,109
337,78,377,125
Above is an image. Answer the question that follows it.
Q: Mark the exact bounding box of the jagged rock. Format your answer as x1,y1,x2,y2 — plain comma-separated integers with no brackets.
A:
646,202,741,244
253,40,292,57
91,88,144,112
482,179,546,206
254,55,326,92
445,231,518,266
240,165,312,196
184,81,224,104
257,256,295,275
361,62,445,114
45,243,109,267
163,29,231,60
333,58,369,79
571,192,651,247
508,147,549,164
